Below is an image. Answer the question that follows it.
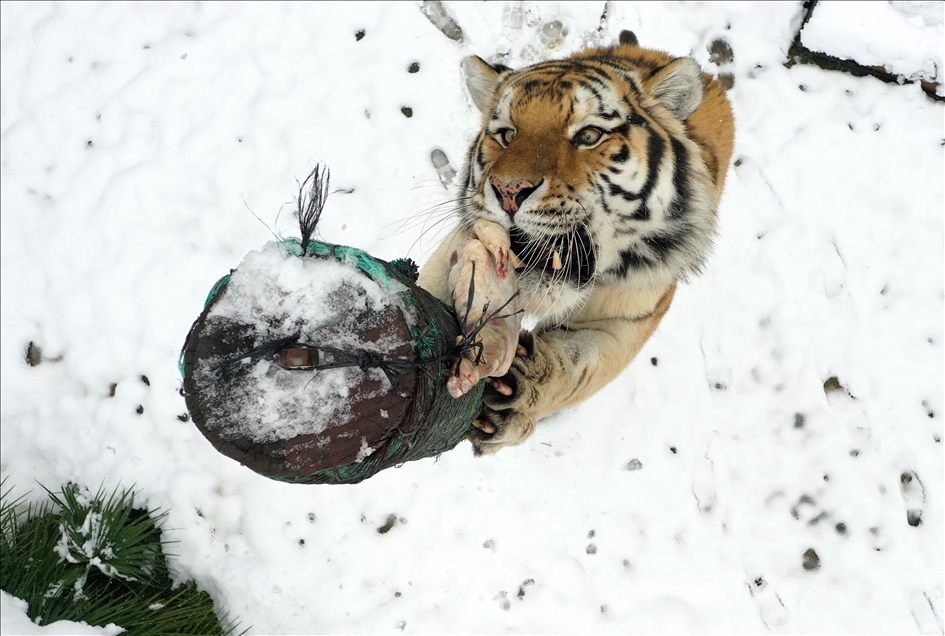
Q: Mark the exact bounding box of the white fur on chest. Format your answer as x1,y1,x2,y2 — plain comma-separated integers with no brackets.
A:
517,270,592,328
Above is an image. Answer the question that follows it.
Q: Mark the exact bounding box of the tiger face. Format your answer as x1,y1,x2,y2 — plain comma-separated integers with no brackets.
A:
458,39,734,324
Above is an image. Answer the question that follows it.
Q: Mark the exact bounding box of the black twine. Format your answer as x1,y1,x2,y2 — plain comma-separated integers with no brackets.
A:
299,343,420,391
211,264,522,391
213,334,452,392
298,164,330,254
214,335,301,378
451,265,522,372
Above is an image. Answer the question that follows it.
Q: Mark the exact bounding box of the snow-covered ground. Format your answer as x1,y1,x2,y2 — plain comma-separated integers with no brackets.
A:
801,1,944,91
1,2,942,633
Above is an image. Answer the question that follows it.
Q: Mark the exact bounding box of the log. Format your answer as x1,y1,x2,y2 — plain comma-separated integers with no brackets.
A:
179,237,484,485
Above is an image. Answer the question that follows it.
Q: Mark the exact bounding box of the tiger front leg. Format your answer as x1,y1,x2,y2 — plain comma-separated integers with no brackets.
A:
469,330,632,455
469,284,676,455
469,331,552,455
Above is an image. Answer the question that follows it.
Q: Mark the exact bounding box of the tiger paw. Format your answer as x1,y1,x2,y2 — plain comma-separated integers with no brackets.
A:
467,332,548,455
468,408,536,456
482,331,552,408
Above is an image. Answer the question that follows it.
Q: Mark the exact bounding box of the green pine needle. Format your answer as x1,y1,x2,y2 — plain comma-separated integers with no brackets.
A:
45,483,168,590
0,479,245,635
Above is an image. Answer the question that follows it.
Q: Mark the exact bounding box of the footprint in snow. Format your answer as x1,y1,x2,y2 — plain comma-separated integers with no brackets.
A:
430,149,456,189
747,575,787,629
707,38,735,90
517,578,534,599
868,526,888,552
900,470,926,527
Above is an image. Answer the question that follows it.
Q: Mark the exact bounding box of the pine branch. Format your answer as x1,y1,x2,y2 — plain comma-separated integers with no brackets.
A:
1,481,245,635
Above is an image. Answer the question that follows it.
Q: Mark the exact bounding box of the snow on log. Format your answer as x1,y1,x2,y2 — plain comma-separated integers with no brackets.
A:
179,237,486,485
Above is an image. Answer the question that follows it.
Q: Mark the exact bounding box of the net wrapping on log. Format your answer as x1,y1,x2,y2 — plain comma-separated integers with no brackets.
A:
180,238,484,485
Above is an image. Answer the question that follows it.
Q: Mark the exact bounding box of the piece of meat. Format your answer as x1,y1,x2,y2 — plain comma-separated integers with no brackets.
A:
446,220,522,399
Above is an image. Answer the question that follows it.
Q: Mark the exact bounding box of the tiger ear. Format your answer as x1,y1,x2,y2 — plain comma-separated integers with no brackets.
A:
463,56,502,112
647,57,705,121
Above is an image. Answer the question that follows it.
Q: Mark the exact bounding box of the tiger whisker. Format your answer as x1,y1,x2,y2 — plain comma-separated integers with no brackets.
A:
380,193,479,255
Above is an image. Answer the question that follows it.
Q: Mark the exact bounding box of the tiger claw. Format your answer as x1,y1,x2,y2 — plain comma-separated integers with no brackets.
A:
490,378,514,396
473,419,497,434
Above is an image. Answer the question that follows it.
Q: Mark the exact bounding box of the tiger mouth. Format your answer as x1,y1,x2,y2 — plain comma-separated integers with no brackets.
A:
508,226,596,287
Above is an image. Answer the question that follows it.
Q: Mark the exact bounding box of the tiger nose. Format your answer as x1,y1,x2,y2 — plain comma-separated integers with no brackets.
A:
489,177,538,217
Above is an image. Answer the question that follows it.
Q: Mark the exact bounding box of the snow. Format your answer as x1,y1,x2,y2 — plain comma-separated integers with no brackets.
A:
1,1,942,634
356,438,377,464
1,590,123,635
192,241,404,443
802,1,944,94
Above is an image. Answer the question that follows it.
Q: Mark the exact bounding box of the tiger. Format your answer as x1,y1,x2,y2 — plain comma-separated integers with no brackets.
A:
417,30,735,455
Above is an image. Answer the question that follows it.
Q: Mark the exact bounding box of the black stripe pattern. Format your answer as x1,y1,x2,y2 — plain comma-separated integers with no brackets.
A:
461,53,716,291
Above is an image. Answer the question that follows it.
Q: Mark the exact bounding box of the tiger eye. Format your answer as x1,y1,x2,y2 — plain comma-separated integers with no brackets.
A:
575,127,603,146
495,128,516,147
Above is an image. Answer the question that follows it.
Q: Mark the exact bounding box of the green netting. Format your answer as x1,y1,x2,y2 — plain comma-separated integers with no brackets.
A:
177,274,231,378
179,240,483,485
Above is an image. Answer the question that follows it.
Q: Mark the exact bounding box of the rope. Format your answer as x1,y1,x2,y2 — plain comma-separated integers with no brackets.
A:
210,286,522,392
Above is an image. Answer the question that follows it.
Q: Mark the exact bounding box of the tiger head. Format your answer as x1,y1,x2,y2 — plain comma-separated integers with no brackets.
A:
457,37,732,323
